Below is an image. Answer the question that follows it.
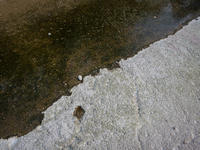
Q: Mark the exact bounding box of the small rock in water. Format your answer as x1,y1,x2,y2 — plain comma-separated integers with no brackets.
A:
77,75,82,81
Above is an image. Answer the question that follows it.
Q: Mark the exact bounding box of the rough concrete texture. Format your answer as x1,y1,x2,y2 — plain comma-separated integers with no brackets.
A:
0,17,200,150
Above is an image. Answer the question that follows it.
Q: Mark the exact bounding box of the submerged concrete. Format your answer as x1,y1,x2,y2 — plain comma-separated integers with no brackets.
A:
0,17,200,149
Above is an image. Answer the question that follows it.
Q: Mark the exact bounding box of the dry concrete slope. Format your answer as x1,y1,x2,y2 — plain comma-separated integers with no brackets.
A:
120,17,200,149
0,17,200,150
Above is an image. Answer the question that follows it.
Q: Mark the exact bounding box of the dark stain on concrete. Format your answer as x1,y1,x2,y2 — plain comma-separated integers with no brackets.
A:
73,106,85,120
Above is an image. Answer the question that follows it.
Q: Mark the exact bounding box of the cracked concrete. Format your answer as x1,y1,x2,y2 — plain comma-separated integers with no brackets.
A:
0,17,200,149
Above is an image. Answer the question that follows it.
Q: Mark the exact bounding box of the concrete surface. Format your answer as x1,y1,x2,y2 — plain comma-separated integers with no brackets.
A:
0,17,200,150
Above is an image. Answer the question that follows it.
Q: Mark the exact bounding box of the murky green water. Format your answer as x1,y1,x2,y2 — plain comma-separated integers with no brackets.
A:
0,0,200,138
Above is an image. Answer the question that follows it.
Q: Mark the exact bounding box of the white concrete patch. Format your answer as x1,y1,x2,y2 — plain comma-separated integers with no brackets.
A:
119,16,200,149
0,68,140,150
0,17,200,150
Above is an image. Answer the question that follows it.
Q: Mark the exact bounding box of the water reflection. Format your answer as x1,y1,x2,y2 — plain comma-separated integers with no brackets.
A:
0,0,200,138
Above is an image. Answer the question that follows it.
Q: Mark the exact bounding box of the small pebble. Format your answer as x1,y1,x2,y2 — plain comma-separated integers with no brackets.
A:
77,75,82,81
48,33,51,35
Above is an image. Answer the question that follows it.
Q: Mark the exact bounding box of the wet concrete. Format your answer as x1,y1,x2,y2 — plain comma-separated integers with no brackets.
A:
0,0,200,138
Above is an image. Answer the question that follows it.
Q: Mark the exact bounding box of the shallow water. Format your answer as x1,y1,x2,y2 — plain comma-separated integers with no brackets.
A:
0,0,200,138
